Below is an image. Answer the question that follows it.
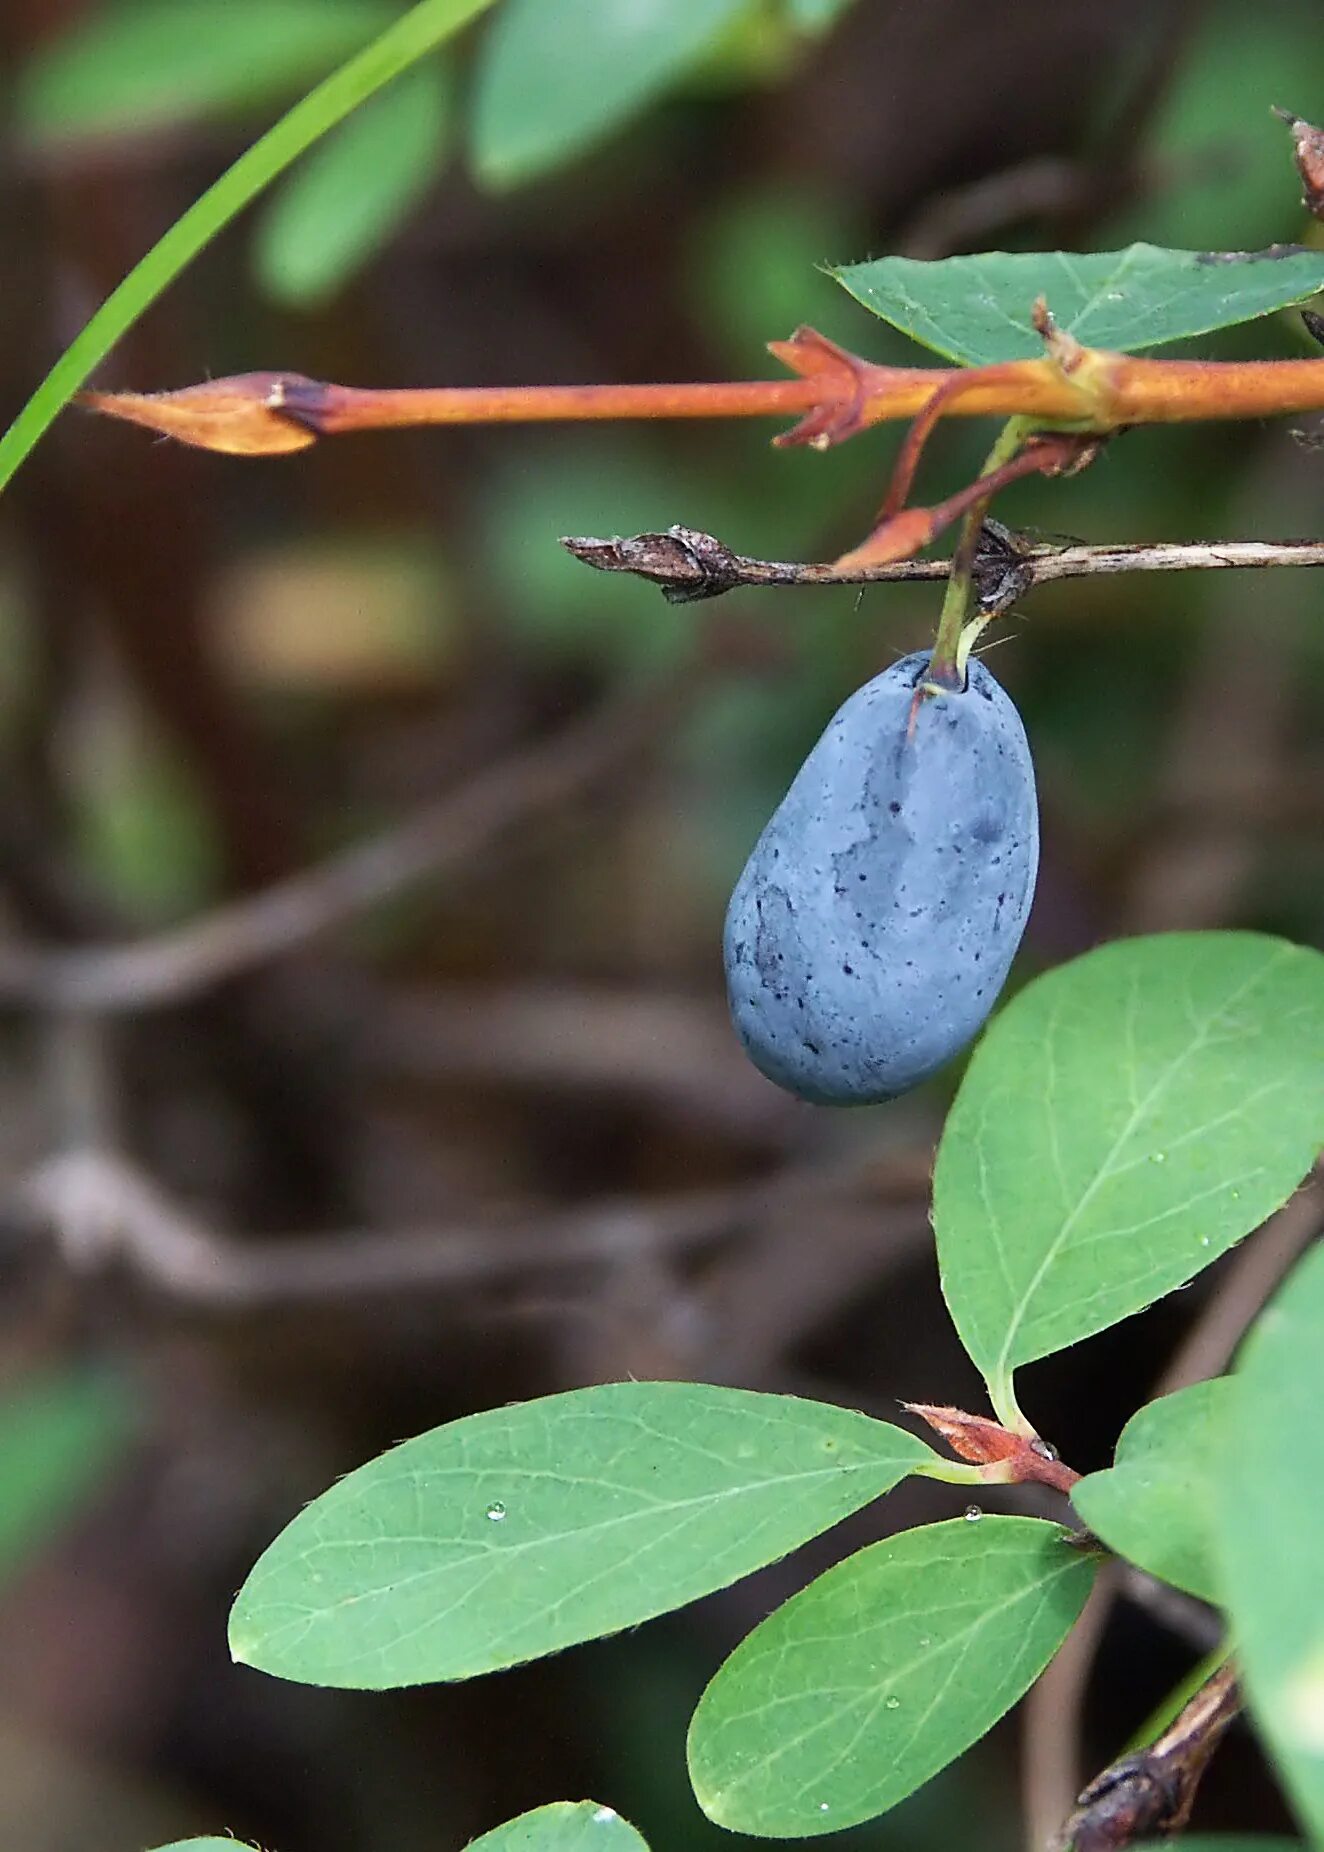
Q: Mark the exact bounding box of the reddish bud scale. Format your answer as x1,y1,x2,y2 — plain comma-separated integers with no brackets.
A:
904,1401,1081,1494
1279,110,1324,221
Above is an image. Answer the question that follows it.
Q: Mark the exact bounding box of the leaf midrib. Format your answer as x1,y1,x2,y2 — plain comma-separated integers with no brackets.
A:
990,949,1288,1387
238,1453,913,1662
699,1550,1078,1810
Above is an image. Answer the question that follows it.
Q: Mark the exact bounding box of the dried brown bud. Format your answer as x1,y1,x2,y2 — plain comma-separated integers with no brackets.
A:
1275,107,1324,221
78,373,322,456
1033,296,1087,373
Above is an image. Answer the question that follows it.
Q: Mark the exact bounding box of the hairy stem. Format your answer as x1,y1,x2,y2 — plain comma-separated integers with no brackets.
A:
928,418,1031,685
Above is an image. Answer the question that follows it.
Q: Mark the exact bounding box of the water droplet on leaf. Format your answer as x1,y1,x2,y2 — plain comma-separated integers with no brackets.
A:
885,1696,901,1710
486,1502,507,1521
963,1504,983,1522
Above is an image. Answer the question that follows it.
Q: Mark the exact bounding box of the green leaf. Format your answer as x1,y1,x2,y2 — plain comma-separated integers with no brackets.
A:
0,0,501,501
687,1516,1095,1836
254,65,451,306
0,1369,134,1583
830,244,1324,365
17,0,390,143
145,1814,649,1852
229,1383,935,1689
1216,1242,1324,1841
468,1802,649,1852
934,933,1324,1418
471,0,749,189
147,1842,261,1851
1072,1379,1232,1603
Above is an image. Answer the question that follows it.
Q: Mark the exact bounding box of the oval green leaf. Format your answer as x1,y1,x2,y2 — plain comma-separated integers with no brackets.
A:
255,64,451,306
17,0,391,144
1216,1241,1324,1842
147,1843,261,1851
145,1811,648,1852
1073,1378,1232,1604
470,0,748,189
830,244,1324,366
687,1515,1096,1837
468,1802,648,1852
229,1382,935,1688
935,933,1324,1416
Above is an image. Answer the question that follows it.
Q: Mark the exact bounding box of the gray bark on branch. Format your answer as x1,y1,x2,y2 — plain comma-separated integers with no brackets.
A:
562,523,1324,608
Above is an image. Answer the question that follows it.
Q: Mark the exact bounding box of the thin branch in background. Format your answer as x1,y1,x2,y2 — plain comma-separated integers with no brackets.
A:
357,981,810,1151
0,671,695,1013
1117,564,1299,933
561,524,1324,605
1052,1661,1241,1851
896,158,1097,260
7,1145,934,1314
1024,1573,1122,1852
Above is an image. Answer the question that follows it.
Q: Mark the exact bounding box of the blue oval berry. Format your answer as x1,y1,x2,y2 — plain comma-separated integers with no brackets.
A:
723,651,1038,1103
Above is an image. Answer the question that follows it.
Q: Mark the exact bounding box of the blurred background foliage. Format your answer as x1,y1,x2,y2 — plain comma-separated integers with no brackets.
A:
0,1,1321,1848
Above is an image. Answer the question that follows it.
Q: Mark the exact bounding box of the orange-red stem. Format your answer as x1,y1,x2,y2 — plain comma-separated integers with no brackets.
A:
77,327,1324,474
330,356,1324,431
305,377,826,430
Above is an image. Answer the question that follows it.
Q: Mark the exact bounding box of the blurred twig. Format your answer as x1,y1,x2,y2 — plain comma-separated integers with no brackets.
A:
358,981,808,1148
7,1145,933,1312
897,158,1098,259
1024,1573,1121,1852
1118,564,1299,931
562,524,1324,606
0,674,694,1012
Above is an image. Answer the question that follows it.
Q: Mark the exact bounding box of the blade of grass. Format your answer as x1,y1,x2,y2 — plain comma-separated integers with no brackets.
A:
0,0,499,498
